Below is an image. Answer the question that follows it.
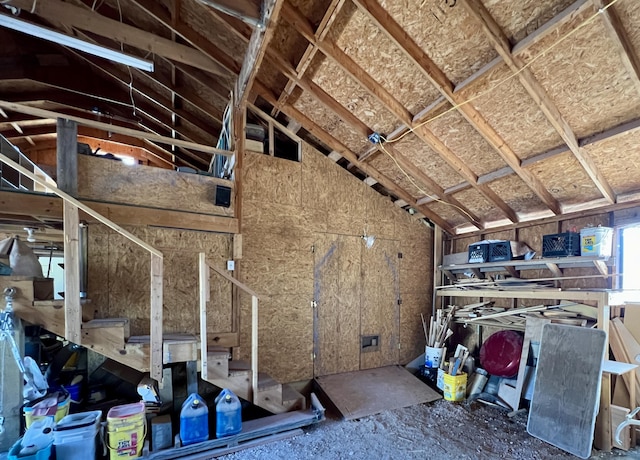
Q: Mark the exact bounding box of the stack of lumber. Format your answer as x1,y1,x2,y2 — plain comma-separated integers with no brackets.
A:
448,302,597,330
451,277,556,290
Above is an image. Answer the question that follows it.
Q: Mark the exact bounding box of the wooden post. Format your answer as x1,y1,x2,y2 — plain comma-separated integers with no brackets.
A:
432,225,443,316
199,252,209,380
63,202,81,343
150,253,164,383
56,118,78,197
596,292,612,452
0,317,23,451
251,295,258,401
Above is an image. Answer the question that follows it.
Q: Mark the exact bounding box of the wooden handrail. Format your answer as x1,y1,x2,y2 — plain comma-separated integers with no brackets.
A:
0,100,232,156
0,151,162,257
200,253,260,401
0,151,165,383
207,261,260,298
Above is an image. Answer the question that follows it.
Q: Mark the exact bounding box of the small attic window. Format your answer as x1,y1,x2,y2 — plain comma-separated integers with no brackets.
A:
246,106,301,163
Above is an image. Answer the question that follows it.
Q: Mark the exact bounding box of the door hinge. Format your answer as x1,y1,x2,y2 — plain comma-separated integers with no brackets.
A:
312,353,316,360
398,343,401,350
311,300,318,308
311,245,315,253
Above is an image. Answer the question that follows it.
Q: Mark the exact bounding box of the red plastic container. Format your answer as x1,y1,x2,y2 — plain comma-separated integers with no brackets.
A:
479,330,523,378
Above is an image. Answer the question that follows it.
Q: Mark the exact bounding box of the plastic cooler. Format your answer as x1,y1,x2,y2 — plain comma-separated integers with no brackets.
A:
53,410,102,460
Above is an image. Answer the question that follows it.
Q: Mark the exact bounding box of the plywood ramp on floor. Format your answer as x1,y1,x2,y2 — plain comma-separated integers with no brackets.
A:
315,365,440,420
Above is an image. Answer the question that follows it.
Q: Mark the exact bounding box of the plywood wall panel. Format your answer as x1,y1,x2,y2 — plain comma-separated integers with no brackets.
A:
243,152,302,207
360,238,400,370
399,291,430,363
78,155,233,216
240,140,433,382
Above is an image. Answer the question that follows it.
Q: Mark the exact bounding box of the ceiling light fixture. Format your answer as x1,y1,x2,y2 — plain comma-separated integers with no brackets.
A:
0,14,154,72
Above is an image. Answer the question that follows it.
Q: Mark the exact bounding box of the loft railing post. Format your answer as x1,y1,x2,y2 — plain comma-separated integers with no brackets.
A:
63,202,81,344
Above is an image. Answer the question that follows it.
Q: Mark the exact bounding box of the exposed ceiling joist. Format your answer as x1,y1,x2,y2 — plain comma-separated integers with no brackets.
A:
195,0,262,28
7,0,227,77
352,0,562,216
462,0,616,204
593,0,640,98
235,0,284,108
279,2,519,224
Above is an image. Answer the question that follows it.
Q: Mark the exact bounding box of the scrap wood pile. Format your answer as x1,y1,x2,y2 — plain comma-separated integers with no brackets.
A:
448,301,598,330
449,276,556,290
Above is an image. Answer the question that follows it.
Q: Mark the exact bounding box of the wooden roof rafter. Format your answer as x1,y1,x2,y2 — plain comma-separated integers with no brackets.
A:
593,0,640,98
5,0,228,77
252,80,456,234
351,0,562,217
263,46,482,228
271,0,347,117
461,0,616,204
279,1,518,224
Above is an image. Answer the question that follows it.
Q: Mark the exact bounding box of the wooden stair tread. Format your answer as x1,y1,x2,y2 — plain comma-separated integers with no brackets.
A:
228,360,251,376
127,334,198,344
282,384,304,404
258,373,280,391
33,299,91,307
82,318,129,328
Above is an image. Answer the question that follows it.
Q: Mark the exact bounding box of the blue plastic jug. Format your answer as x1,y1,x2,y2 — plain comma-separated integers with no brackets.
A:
215,389,242,438
180,393,209,446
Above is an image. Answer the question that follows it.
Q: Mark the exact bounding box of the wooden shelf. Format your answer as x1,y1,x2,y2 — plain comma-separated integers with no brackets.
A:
438,256,614,281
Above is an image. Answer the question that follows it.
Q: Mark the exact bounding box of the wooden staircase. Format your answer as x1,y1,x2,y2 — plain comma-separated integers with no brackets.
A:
205,348,305,414
0,151,303,415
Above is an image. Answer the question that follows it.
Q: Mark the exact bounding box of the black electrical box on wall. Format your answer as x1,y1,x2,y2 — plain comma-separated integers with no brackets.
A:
215,185,232,208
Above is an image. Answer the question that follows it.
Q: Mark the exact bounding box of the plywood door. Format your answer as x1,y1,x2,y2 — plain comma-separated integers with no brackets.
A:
360,238,401,370
313,234,361,377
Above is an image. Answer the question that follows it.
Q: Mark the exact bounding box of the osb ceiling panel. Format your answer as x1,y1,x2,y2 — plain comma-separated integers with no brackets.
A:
377,0,499,84
451,187,507,224
293,91,370,154
426,110,507,176
369,154,424,198
392,133,466,189
481,0,577,43
525,152,602,205
525,5,640,138
488,174,549,215
617,0,640,64
586,129,640,195
311,57,399,136
457,63,564,160
426,200,469,228
328,2,442,115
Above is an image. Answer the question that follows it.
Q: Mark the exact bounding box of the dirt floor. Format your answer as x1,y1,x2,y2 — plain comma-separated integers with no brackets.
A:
221,399,640,460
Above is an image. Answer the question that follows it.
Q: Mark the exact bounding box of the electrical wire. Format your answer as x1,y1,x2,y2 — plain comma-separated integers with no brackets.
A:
372,0,622,226
115,0,138,119
382,0,623,145
377,141,481,227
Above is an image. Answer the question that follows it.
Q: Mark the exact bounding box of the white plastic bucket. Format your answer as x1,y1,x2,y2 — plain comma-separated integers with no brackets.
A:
580,226,613,257
425,346,444,368
54,410,102,460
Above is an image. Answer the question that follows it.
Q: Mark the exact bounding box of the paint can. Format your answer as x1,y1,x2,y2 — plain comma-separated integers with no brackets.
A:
467,368,489,397
443,372,467,402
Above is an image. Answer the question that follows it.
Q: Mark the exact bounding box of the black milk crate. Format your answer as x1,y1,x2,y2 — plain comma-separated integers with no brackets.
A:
542,232,580,257
468,241,512,263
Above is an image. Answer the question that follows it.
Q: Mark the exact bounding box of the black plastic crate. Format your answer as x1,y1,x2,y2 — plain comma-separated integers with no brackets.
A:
542,232,580,257
468,243,489,263
489,241,512,262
